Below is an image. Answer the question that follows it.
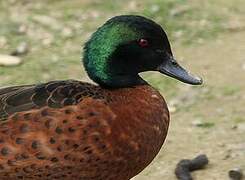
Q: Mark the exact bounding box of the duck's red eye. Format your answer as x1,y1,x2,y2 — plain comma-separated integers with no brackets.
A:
138,39,149,47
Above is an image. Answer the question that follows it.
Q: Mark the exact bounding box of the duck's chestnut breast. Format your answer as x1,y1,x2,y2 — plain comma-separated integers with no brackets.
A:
103,85,170,179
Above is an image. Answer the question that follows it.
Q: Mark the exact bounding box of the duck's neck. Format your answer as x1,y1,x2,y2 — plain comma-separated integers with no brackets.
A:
89,73,147,88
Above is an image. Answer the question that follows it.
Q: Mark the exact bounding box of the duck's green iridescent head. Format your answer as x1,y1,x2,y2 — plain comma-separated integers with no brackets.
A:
83,15,202,88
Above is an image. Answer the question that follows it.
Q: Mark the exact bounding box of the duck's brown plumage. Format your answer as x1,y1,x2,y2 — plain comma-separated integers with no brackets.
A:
0,80,169,180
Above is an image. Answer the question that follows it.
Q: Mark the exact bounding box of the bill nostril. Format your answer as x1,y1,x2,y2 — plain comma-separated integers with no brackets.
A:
171,59,178,66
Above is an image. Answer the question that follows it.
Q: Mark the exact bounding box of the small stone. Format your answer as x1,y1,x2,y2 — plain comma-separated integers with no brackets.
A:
223,151,231,160
191,119,203,126
216,108,224,113
32,15,62,30
18,24,28,35
170,5,190,17
173,30,183,39
192,119,214,128
150,5,160,13
231,124,238,130
218,142,226,147
242,63,245,71
42,36,54,46
0,36,7,48
42,73,51,80
11,42,29,56
51,55,59,63
128,1,137,10
90,11,100,19
199,19,208,27
224,18,245,32
9,0,16,4
71,22,82,30
0,55,22,66
237,123,245,131
197,38,204,44
229,168,243,180
61,27,73,38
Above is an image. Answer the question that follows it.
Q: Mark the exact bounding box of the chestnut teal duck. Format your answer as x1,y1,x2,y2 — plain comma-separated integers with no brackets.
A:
0,15,202,180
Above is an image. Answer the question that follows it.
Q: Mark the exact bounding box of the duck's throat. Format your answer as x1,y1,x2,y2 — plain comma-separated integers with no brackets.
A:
91,73,146,88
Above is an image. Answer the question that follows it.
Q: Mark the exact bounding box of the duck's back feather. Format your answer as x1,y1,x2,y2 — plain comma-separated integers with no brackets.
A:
0,80,104,121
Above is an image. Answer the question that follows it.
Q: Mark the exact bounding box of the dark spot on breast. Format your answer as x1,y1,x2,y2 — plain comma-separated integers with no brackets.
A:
76,116,83,120
31,141,39,149
55,127,63,134
65,139,70,145
44,119,52,129
63,119,68,124
83,146,90,151
83,130,87,135
1,129,9,134
41,109,49,116
88,124,95,129
64,154,71,160
57,146,62,152
0,165,4,170
86,150,93,155
102,160,108,164
35,174,42,178
22,167,31,173
1,147,9,156
87,158,92,164
66,166,72,170
101,144,106,150
20,124,29,133
0,139,4,143
89,112,96,116
15,167,20,173
21,153,29,159
16,138,24,144
30,164,36,169
15,154,24,161
7,160,14,166
50,157,59,162
49,137,56,144
73,144,79,149
35,152,46,160
65,109,72,114
68,127,75,133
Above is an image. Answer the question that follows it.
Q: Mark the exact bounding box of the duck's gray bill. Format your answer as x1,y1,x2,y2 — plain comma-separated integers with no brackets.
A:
158,57,203,85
